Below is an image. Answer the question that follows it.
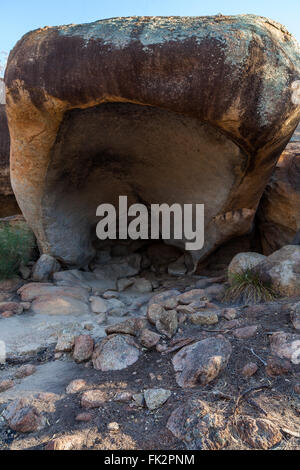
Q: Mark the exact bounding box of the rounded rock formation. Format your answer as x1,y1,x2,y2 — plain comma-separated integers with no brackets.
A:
258,124,300,254
0,104,20,217
4,15,300,267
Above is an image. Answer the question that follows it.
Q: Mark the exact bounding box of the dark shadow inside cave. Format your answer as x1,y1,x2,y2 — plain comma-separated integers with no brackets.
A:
42,102,247,267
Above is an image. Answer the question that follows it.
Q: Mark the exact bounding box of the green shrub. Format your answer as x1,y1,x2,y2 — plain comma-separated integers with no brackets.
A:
224,268,278,304
0,224,35,279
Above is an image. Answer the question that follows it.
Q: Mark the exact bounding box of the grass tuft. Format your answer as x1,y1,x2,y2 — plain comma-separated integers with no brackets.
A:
224,268,278,305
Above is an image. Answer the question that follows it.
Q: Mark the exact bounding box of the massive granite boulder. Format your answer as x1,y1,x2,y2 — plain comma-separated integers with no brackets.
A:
0,104,20,217
258,124,300,254
4,15,300,267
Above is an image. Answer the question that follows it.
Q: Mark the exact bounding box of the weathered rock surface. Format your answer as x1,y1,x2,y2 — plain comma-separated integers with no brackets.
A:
155,310,178,338
73,335,94,363
255,245,300,297
92,335,140,371
31,294,90,316
3,399,46,433
167,399,230,450
144,388,171,410
236,416,282,450
32,254,60,281
269,331,300,364
81,389,109,409
172,336,232,387
18,283,89,302
190,311,219,325
105,317,148,337
228,252,266,278
258,140,300,255
0,105,20,217
5,16,300,267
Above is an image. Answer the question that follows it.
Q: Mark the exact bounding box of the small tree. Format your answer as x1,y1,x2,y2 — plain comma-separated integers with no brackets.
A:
0,224,35,279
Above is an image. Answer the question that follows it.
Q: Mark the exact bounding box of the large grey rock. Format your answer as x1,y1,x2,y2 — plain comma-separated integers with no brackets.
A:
269,331,300,364
31,294,90,315
228,252,266,279
172,336,232,387
92,335,140,371
32,254,60,281
258,141,300,255
18,283,90,302
53,269,116,292
6,16,300,269
167,399,230,450
144,388,171,410
255,245,300,297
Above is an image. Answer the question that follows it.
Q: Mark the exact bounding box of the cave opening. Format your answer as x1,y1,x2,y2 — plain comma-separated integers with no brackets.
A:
42,102,247,268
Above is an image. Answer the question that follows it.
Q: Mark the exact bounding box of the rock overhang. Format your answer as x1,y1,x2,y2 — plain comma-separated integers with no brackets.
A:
4,15,300,267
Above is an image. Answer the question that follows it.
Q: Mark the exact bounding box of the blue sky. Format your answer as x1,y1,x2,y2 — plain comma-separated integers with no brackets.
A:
0,0,299,57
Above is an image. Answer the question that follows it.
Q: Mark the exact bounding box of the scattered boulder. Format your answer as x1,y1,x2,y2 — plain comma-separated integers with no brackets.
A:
0,302,23,315
204,284,225,300
3,399,45,433
144,388,171,410
92,335,140,371
113,391,132,403
31,294,90,316
73,335,94,363
54,269,116,293
45,434,84,450
242,362,258,377
265,355,292,376
75,412,93,422
81,389,109,409
167,399,230,450
133,278,153,293
108,422,120,433
66,379,87,394
255,246,300,297
89,296,108,314
32,254,60,281
228,252,266,279
147,303,164,325
172,336,232,387
105,298,127,317
190,311,219,326
222,308,237,320
55,334,75,353
233,325,258,339
149,290,181,307
177,289,206,305
139,329,161,349
269,331,300,364
105,318,148,337
18,283,89,302
155,310,178,338
0,379,14,393
236,416,282,450
15,364,36,379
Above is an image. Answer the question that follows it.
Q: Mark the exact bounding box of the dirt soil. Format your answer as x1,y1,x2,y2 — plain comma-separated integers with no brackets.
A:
0,272,299,451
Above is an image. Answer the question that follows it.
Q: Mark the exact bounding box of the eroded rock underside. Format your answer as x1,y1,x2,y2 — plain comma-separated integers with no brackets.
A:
258,125,300,254
0,105,20,217
4,15,300,267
